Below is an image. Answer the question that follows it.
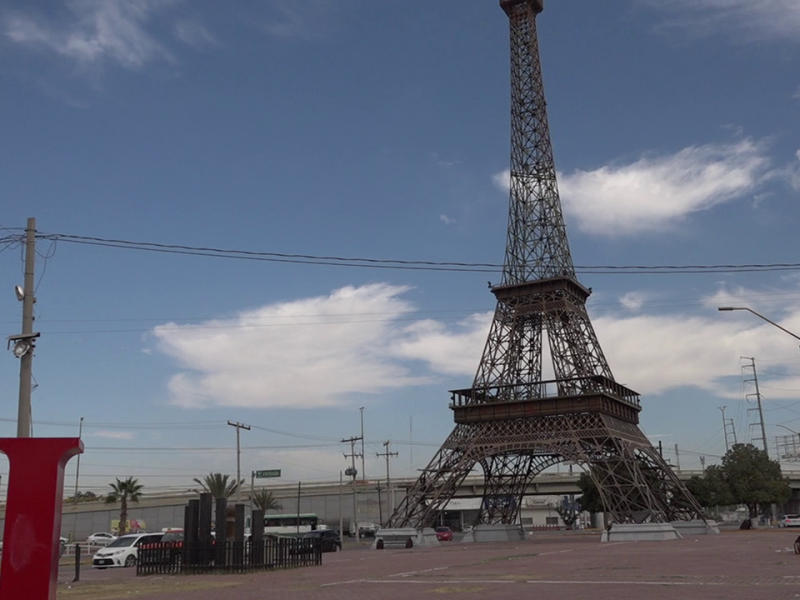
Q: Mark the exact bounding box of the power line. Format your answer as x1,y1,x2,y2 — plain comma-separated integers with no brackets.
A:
26,231,800,275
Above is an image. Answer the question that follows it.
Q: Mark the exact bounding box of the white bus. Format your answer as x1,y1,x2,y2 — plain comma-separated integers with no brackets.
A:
246,513,323,536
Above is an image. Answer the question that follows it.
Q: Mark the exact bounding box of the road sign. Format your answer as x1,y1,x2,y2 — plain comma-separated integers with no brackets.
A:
254,469,281,479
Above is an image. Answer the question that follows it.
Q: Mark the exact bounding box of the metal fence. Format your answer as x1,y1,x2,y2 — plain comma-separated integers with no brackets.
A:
137,537,322,576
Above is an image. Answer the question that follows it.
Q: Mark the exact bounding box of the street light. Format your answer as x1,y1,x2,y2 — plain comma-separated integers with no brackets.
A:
777,424,800,437
718,307,800,343
776,425,800,463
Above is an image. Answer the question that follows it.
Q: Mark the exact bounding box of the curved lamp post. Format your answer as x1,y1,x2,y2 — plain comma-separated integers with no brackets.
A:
718,307,800,343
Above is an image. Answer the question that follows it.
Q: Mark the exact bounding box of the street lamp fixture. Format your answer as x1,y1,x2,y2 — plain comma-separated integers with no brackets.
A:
717,306,800,343
776,424,800,437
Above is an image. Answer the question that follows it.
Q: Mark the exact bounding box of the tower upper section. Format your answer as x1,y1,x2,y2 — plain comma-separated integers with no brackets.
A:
500,0,544,16
499,0,575,286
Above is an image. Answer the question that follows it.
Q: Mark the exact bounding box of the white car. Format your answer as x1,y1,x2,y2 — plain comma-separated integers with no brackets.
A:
92,533,163,568
86,532,117,546
779,514,800,527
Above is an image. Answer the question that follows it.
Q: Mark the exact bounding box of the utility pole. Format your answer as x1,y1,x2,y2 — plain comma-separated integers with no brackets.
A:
376,441,398,515
15,217,37,438
227,421,250,503
342,435,362,539
719,406,729,452
359,407,366,483
719,406,738,452
74,416,84,497
674,444,681,473
743,357,768,456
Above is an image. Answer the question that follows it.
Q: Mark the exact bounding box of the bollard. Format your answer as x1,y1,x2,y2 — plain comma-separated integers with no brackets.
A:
73,544,81,582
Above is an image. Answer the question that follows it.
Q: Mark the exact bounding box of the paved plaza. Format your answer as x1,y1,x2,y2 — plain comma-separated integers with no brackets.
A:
58,530,800,599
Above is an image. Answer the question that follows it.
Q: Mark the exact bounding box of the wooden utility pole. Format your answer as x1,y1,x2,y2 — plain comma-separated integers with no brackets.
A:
16,217,37,438
376,441,398,515
342,436,362,538
227,421,250,503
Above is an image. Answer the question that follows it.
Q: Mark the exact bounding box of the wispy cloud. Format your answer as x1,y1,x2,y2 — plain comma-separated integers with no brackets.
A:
4,0,174,69
440,215,456,225
173,19,217,48
3,0,215,70
557,139,770,236
258,0,341,39
152,281,800,410
645,0,800,43
493,139,773,236
91,430,136,440
153,284,456,410
791,150,800,190
619,291,650,311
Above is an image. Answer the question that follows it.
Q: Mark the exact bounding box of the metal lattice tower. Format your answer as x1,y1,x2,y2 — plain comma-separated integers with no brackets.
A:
387,0,704,529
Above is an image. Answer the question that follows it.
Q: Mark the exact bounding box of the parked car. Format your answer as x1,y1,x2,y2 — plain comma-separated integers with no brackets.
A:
139,530,184,565
435,526,453,541
302,529,342,552
92,533,163,568
357,522,379,538
86,532,117,546
779,514,800,527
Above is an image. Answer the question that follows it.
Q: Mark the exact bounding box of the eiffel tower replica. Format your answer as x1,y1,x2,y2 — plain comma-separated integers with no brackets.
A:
387,0,705,532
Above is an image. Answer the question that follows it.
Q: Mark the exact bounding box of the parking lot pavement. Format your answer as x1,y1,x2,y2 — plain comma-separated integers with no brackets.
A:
58,562,137,584
58,530,800,600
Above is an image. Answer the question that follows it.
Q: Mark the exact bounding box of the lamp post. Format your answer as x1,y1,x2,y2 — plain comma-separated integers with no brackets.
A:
776,425,800,462
718,307,800,343
719,306,800,526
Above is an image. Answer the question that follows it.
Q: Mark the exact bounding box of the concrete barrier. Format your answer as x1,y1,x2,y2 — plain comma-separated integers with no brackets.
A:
371,528,441,549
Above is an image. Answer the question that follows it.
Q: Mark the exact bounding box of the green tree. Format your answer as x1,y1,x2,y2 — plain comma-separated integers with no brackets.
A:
193,472,244,500
685,465,732,509
104,477,144,536
720,444,790,519
251,488,283,512
576,472,604,514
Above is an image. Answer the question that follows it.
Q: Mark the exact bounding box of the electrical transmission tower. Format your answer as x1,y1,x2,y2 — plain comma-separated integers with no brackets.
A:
387,0,704,530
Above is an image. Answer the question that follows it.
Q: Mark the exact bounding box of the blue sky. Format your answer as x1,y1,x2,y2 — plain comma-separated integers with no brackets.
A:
1,0,800,499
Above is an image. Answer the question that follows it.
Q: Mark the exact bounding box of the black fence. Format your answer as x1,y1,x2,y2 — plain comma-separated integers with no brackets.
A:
137,537,322,576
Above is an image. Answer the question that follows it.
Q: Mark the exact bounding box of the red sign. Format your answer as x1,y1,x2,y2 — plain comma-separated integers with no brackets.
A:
0,438,83,600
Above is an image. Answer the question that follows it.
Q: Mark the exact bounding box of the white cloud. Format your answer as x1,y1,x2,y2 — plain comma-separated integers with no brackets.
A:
4,0,178,69
647,0,800,43
152,280,800,411
791,150,800,190
492,170,511,192
492,139,775,236
792,86,800,100
619,291,649,311
153,283,467,410
173,19,217,48
259,0,340,39
557,139,771,236
90,430,136,440
440,215,456,225
390,313,491,376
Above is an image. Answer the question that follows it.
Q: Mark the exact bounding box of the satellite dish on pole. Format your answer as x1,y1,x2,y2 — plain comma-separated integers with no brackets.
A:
14,285,24,302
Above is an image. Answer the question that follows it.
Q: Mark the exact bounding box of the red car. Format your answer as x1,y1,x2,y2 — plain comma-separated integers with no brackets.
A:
435,526,453,541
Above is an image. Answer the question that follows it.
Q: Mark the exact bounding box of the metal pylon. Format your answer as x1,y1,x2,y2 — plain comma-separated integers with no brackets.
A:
387,0,704,529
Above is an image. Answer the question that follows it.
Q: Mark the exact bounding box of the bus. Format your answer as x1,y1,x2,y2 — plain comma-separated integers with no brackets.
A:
246,513,323,536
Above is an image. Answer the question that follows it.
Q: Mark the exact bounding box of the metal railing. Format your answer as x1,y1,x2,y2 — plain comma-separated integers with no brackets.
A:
137,537,322,576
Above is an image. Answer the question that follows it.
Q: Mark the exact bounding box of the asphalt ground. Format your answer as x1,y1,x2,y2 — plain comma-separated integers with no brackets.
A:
56,529,800,600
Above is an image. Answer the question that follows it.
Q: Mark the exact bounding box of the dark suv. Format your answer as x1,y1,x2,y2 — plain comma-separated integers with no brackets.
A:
302,530,342,552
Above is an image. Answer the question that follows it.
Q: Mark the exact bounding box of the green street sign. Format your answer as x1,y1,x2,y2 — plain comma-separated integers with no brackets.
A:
255,469,281,479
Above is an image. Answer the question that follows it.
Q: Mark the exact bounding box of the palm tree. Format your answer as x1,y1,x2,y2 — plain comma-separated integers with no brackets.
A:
251,488,283,512
104,477,144,536
193,472,244,500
